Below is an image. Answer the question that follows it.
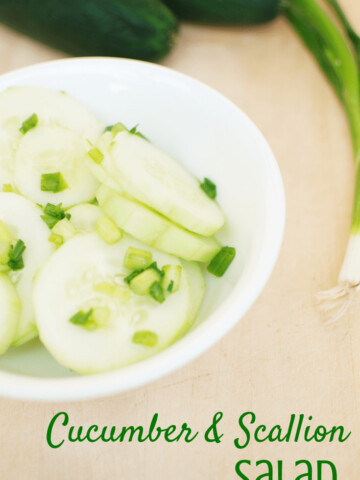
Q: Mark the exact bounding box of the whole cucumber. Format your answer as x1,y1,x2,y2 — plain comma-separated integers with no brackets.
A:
0,0,178,61
163,0,280,24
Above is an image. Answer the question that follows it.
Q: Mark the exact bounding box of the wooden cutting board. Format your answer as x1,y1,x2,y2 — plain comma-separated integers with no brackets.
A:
0,1,359,477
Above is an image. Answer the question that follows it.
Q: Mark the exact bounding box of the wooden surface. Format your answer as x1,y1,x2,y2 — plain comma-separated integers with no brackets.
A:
0,1,360,478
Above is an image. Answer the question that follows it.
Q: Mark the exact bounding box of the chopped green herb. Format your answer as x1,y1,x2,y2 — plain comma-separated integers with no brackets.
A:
2,184,13,192
129,269,162,295
41,172,68,193
132,330,158,347
200,178,217,200
105,123,128,136
162,264,182,294
88,147,104,164
129,124,147,140
88,197,99,206
19,113,38,134
147,261,164,278
48,233,63,247
123,246,153,270
96,216,122,244
7,239,26,271
207,246,236,277
149,281,165,303
124,269,143,285
41,203,69,229
69,309,96,330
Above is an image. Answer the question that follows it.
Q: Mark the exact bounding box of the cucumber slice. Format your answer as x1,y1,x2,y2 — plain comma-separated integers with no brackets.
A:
14,126,99,206
0,273,20,354
102,130,225,236
96,185,221,263
34,233,191,374
67,203,104,233
0,86,103,190
0,86,103,140
0,192,54,345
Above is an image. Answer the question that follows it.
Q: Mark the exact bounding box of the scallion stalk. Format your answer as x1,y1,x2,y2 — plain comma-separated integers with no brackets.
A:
19,113,38,134
96,216,122,245
40,172,68,193
132,330,158,347
283,0,360,319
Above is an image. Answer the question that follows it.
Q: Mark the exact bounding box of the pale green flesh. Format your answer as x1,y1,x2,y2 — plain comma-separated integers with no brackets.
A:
34,233,193,374
96,185,221,263
100,130,225,236
0,193,53,346
67,203,103,233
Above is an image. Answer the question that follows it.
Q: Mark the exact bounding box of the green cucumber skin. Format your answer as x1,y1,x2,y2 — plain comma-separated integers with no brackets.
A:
0,0,178,61
163,0,280,24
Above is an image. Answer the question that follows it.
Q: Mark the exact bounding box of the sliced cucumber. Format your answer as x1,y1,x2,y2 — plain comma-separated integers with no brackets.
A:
34,233,191,374
96,185,221,263
0,273,20,354
14,126,99,207
0,86,103,190
0,86,103,140
101,130,225,236
0,192,54,345
67,203,104,233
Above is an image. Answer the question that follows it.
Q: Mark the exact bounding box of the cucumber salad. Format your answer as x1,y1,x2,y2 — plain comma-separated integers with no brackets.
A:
0,86,235,374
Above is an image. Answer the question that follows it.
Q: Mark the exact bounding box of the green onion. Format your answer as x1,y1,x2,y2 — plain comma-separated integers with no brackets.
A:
283,0,360,318
326,0,360,69
129,124,147,140
70,307,110,331
96,217,122,245
2,184,13,192
162,264,182,294
88,197,99,206
88,147,104,164
7,239,26,271
149,281,165,303
19,113,38,134
105,123,128,136
41,203,70,230
132,330,158,347
200,178,217,199
129,269,162,296
69,309,96,330
123,247,153,270
48,233,63,247
124,269,143,285
147,261,164,278
40,172,68,193
207,246,235,277
52,218,76,242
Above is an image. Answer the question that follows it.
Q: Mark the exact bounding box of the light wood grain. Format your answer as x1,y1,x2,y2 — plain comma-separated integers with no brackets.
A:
0,1,359,478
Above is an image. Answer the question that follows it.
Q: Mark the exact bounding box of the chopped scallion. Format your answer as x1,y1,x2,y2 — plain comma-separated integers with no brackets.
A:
207,246,236,277
129,268,162,295
105,123,128,136
149,281,165,303
88,147,104,164
48,233,63,247
40,172,68,193
7,239,26,271
161,264,182,294
132,330,158,347
69,309,96,330
96,216,122,244
2,184,13,192
123,246,153,270
200,178,217,200
19,113,38,134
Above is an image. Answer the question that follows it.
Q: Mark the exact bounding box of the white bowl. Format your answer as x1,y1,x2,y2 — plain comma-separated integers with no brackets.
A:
0,58,285,401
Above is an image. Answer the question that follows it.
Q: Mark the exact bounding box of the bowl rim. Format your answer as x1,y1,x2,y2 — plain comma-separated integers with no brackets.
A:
0,56,286,402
